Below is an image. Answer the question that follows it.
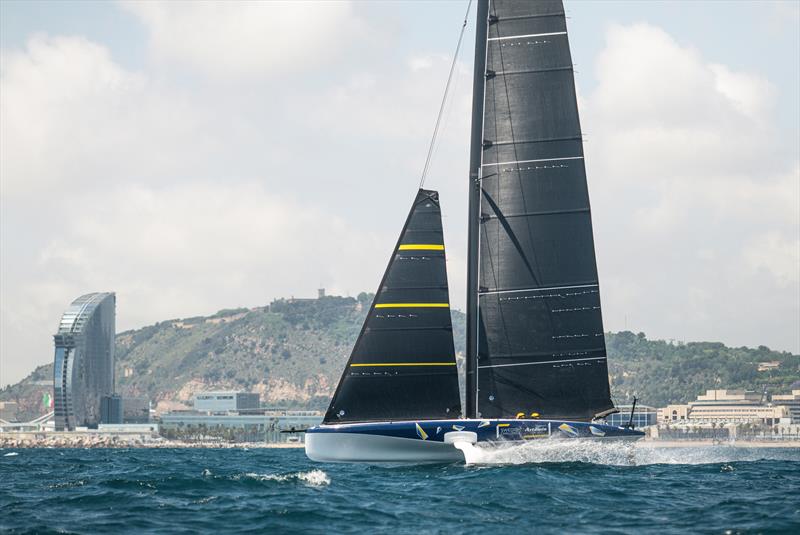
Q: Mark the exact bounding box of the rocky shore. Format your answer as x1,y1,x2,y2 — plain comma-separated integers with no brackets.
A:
0,433,304,449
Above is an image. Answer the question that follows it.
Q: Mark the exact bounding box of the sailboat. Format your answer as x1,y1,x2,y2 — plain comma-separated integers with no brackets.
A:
306,0,644,463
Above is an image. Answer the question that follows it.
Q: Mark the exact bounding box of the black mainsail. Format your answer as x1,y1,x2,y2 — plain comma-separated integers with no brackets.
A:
324,189,461,424
466,0,614,421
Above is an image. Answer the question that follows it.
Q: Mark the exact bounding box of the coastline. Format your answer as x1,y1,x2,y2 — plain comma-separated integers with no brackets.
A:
2,433,799,449
640,439,800,448
0,433,305,449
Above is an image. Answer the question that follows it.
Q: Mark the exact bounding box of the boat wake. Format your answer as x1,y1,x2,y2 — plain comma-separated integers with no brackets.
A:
454,439,799,466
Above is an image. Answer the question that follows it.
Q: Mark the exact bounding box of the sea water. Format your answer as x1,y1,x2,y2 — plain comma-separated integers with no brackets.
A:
1,443,799,534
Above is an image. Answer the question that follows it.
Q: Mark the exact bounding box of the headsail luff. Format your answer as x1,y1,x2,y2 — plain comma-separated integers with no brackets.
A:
323,189,461,424
472,0,614,420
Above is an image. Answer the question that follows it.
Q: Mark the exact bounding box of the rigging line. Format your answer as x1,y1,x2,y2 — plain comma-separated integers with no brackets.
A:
418,0,473,189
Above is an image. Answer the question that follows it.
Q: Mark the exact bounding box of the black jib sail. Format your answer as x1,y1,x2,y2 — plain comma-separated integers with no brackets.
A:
467,0,614,421
323,189,461,424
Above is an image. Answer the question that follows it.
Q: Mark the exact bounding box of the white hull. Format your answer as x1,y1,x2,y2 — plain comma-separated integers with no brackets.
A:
305,432,465,463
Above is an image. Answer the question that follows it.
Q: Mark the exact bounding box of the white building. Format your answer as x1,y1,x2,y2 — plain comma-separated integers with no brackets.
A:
772,390,800,424
193,391,260,412
657,389,786,425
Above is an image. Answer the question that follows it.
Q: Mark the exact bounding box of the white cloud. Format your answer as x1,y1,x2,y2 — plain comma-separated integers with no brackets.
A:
590,24,788,184
1,11,798,388
0,34,216,198
307,54,471,144
1,35,140,195
0,27,473,386
744,231,800,287
120,0,361,79
592,24,715,127
582,22,799,351
34,182,385,314
710,63,774,122
1,181,387,388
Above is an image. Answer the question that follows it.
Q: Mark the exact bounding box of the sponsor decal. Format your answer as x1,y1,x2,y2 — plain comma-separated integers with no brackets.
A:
589,425,606,437
415,422,428,440
558,423,579,437
522,424,549,439
496,423,550,440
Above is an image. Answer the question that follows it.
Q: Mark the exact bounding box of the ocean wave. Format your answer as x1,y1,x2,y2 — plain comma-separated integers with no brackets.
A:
2,448,798,533
48,479,88,489
236,469,330,487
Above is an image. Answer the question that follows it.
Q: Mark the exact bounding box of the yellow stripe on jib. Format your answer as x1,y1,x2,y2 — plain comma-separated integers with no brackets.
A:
351,362,456,367
398,244,445,251
374,303,449,308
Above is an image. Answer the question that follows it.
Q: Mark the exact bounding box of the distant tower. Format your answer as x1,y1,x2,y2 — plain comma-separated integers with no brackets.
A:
318,288,325,299
53,293,116,430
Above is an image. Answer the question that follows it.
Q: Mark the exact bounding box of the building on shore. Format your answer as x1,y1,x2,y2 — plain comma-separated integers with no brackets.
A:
193,391,260,413
159,410,322,443
606,404,657,428
123,397,151,423
772,390,800,424
53,292,116,431
0,402,18,422
97,423,159,434
757,361,781,372
101,394,123,424
657,389,787,426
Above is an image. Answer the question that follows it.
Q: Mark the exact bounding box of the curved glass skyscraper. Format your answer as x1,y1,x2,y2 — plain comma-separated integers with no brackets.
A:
53,292,116,431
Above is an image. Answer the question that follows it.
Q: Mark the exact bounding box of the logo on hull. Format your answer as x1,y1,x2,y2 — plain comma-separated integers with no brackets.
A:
558,423,579,437
589,425,606,437
415,422,428,440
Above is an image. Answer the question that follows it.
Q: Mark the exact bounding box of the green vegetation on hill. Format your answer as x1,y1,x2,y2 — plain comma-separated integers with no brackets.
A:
1,295,797,421
114,295,372,408
606,331,799,407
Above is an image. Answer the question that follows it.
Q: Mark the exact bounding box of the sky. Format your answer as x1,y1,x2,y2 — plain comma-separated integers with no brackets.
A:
1,0,798,387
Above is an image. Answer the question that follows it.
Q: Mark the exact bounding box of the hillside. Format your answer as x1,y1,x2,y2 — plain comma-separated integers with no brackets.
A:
606,331,799,407
2,294,797,421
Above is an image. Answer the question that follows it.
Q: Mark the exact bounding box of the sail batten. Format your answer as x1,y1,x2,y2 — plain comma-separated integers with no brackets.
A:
472,0,614,421
323,189,461,424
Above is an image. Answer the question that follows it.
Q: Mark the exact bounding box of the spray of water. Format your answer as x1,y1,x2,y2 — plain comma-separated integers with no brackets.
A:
239,469,331,486
454,439,798,466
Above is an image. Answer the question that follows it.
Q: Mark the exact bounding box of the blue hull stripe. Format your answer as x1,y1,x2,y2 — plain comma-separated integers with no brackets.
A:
307,418,644,443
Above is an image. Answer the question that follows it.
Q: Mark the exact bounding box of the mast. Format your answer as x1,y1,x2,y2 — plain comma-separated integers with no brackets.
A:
465,0,489,419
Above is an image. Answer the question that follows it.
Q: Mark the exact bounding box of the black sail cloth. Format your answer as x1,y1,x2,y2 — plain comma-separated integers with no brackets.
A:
475,0,614,420
323,189,461,424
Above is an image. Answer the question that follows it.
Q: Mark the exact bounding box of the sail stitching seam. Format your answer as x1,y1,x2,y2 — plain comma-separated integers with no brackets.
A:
350,362,456,367
478,356,606,369
486,135,582,146
481,207,589,220
489,65,573,76
488,31,567,41
481,156,583,167
374,303,449,308
479,283,598,295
